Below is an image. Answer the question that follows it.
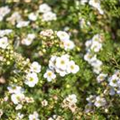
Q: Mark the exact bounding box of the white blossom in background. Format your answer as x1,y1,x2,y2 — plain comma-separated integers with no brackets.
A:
62,94,77,112
44,69,56,82
42,11,57,21
30,61,41,73
7,85,24,94
94,96,106,108
16,21,30,28
28,12,38,21
15,113,24,120
0,29,12,37
0,6,11,21
39,3,51,13
21,33,36,46
89,0,104,14
7,12,22,25
11,93,25,104
67,60,79,74
97,73,107,83
57,31,70,41
0,37,9,49
29,111,39,120
24,72,39,87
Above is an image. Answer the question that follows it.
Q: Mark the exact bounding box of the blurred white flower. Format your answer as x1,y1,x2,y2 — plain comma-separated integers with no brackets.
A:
25,72,39,87
67,60,79,74
57,31,70,41
0,6,10,21
39,3,51,13
94,96,106,107
0,29,12,37
42,11,57,21
89,0,104,14
16,21,29,28
7,85,24,94
44,69,56,82
21,33,35,46
11,93,25,104
97,73,107,83
63,40,75,50
28,12,37,21
0,37,9,49
30,61,41,73
29,111,39,120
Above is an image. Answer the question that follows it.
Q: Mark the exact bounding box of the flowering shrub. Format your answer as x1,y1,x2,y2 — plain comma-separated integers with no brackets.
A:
0,0,120,119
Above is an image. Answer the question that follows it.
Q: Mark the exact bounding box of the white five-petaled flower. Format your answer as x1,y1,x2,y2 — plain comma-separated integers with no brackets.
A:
25,72,39,87
55,55,69,70
0,37,9,49
30,61,41,73
44,69,56,82
67,60,79,74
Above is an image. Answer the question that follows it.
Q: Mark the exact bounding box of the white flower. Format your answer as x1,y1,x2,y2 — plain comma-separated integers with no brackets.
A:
7,12,22,25
7,85,24,94
0,6,10,21
29,111,39,120
49,56,57,70
57,31,70,41
41,99,48,107
15,104,22,110
15,113,24,120
0,37,9,49
16,21,29,28
94,96,106,108
108,74,119,87
89,0,104,14
44,69,56,82
90,41,102,52
25,72,39,87
21,33,35,46
56,68,67,77
11,93,25,104
97,73,107,83
67,94,77,104
55,55,69,70
63,40,75,50
42,11,57,21
28,12,37,21
30,61,41,73
0,29,12,37
67,60,79,74
39,3,51,13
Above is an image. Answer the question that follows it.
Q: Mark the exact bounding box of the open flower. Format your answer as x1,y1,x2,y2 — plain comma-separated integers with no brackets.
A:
44,69,56,82
29,111,39,120
24,72,39,87
30,61,41,73
67,60,79,74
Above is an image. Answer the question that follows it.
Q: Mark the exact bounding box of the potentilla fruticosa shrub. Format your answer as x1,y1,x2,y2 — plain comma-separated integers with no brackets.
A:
0,0,120,119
